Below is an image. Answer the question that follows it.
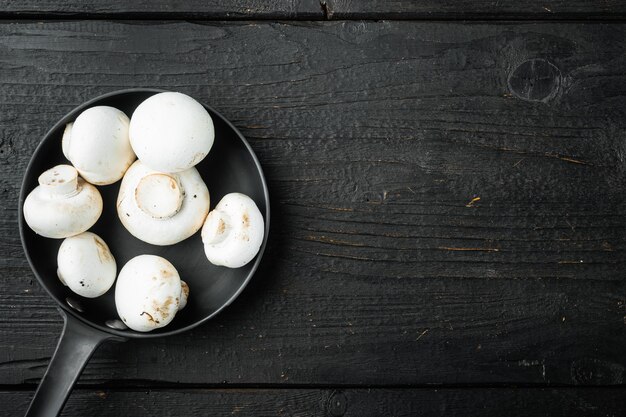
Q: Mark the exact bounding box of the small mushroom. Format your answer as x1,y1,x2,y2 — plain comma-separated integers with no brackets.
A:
115,255,187,332
62,106,136,185
201,193,265,268
57,232,116,298
129,92,214,173
117,160,210,245
23,165,103,238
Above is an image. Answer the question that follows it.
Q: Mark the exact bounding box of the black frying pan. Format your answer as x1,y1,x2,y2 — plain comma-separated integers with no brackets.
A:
17,89,270,417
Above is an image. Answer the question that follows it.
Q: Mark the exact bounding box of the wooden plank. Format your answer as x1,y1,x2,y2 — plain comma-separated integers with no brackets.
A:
1,21,626,386
3,0,626,19
4,388,626,417
0,0,323,19
319,0,626,20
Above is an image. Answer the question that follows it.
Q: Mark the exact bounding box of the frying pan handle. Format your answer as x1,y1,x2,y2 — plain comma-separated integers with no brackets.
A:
25,309,126,417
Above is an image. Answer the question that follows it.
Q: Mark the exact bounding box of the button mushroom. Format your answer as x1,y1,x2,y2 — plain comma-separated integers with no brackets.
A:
23,165,103,238
62,106,136,185
201,193,265,268
115,255,188,332
129,92,214,173
116,160,210,245
57,232,116,298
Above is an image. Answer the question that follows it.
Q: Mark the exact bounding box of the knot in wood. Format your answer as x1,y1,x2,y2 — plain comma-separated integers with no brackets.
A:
327,390,347,416
508,58,561,102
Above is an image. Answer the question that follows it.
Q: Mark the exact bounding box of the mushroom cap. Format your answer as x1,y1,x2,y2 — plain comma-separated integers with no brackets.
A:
129,92,214,173
201,193,265,268
57,232,117,298
179,281,189,310
115,255,184,332
117,160,210,245
62,106,136,185
23,165,103,239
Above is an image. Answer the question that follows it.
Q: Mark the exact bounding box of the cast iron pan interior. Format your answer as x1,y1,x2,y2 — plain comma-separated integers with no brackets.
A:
18,88,270,338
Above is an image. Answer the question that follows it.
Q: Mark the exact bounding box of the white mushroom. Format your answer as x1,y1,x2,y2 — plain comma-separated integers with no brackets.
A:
201,193,265,268
115,255,187,332
129,92,214,173
23,165,103,238
117,160,210,245
62,106,136,185
57,232,116,298
179,281,189,310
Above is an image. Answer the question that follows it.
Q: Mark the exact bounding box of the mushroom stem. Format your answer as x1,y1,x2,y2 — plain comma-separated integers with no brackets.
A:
134,173,184,219
202,210,231,245
38,165,80,198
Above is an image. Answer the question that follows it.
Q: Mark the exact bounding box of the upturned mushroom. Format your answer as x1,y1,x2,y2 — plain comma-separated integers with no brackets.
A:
57,232,116,298
201,193,265,268
129,92,214,173
115,255,188,332
117,160,210,245
62,106,136,185
23,165,103,238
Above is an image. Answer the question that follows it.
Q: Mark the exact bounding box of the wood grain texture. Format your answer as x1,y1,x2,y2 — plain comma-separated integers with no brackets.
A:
320,0,626,20
4,0,626,19
1,21,626,387
4,388,626,417
0,0,323,19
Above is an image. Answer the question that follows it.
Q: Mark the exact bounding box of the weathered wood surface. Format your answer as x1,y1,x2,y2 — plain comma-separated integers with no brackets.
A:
319,0,626,19
4,1,626,19
0,0,323,19
1,21,626,388
4,388,626,417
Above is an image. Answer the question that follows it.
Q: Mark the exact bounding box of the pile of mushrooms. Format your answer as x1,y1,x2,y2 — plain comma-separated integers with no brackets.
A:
23,91,265,332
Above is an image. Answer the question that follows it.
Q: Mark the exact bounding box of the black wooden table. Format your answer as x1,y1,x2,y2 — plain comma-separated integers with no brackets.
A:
2,1,626,416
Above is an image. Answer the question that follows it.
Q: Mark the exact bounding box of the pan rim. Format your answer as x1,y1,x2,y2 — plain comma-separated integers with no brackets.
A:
18,88,271,339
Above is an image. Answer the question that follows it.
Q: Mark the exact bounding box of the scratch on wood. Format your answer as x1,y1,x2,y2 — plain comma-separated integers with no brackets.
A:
547,153,588,165
294,248,376,261
416,329,429,342
558,260,584,264
438,246,500,252
463,142,591,166
304,235,366,247
323,205,354,212
466,197,480,207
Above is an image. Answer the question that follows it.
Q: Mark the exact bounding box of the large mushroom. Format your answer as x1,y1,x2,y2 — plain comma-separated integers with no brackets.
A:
115,255,188,332
23,165,103,238
117,160,210,245
201,193,265,268
57,232,116,298
129,92,214,173
62,106,136,185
